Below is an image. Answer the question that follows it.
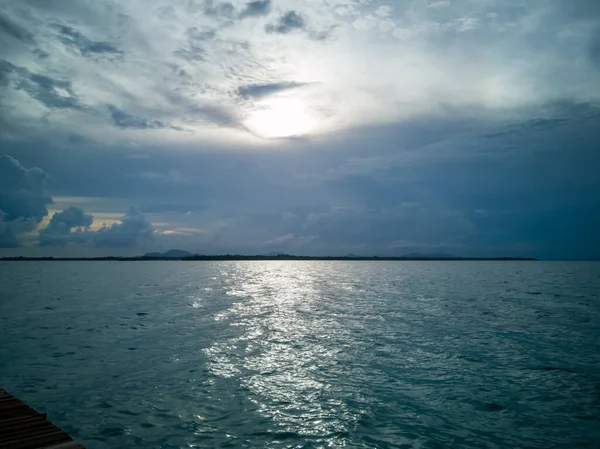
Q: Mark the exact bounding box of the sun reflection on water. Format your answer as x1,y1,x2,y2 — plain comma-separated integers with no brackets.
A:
203,262,365,442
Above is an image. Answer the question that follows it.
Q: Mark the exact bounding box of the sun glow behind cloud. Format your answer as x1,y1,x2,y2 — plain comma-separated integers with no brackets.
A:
1,0,599,146
244,97,319,138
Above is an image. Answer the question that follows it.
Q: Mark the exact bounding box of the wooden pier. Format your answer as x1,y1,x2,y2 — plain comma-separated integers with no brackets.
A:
0,388,84,449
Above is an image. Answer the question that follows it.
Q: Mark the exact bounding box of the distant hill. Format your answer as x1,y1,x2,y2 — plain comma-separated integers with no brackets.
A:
143,252,163,258
143,249,194,259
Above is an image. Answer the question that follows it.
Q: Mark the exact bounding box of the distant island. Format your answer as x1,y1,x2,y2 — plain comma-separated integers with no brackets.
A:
0,249,537,261
143,249,195,259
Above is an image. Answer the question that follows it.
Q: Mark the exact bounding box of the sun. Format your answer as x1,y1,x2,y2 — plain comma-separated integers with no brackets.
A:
245,97,317,138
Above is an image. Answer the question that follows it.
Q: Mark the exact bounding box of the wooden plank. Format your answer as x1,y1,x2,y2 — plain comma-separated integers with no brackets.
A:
0,416,48,428
0,421,57,438
43,443,86,449
0,428,67,446
0,388,84,449
1,427,70,448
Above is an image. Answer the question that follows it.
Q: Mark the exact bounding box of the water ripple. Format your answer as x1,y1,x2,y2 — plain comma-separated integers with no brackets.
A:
1,261,599,448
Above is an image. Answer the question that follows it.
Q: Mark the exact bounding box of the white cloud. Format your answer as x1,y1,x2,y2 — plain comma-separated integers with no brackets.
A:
457,17,479,31
375,6,393,18
378,19,396,32
429,1,450,9
0,0,599,146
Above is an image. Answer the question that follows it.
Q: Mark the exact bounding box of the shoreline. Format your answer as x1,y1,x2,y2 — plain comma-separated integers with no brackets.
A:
0,256,538,261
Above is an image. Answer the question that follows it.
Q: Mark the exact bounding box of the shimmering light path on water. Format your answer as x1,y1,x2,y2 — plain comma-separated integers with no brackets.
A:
1,261,599,448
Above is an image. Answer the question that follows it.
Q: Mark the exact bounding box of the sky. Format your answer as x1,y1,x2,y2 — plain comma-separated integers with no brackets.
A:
1,0,599,259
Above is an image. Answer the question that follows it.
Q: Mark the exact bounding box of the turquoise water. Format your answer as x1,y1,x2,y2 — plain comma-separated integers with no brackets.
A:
0,261,599,448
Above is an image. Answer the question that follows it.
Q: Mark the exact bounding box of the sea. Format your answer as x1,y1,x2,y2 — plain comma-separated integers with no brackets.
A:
0,261,599,448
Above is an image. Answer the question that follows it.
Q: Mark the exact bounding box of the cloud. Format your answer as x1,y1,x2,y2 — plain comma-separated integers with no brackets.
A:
303,203,476,251
1,61,83,110
186,27,217,42
174,45,206,62
0,154,52,247
108,105,166,129
429,1,450,9
0,0,599,260
263,232,295,246
562,0,600,19
389,240,464,250
52,24,123,58
0,213,37,248
0,154,52,222
0,60,10,85
203,2,236,18
139,203,204,213
265,11,305,34
37,206,155,248
1,0,599,144
263,233,316,248
93,207,154,247
175,42,207,62
133,170,189,183
237,81,307,99
239,0,271,19
0,13,34,43
188,105,241,128
108,102,235,131
36,206,155,248
39,206,94,246
0,155,160,250
174,27,219,63
590,26,600,66
47,206,93,229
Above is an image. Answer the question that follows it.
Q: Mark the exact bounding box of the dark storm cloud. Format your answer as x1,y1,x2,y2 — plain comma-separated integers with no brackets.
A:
265,11,305,34
301,203,475,251
36,205,155,248
47,206,92,229
0,154,52,247
239,0,271,19
0,214,37,248
108,105,166,130
0,154,159,250
1,60,83,110
237,81,308,99
52,24,123,58
93,207,154,247
39,206,93,246
0,13,34,43
2,100,600,258
0,154,52,222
